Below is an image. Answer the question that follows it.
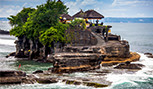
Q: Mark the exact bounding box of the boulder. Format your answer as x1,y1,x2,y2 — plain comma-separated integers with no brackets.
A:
114,63,144,69
6,52,16,58
62,78,110,88
36,78,58,84
0,77,22,84
33,70,43,74
0,70,26,77
144,53,152,56
0,71,26,84
147,55,153,58
144,53,153,58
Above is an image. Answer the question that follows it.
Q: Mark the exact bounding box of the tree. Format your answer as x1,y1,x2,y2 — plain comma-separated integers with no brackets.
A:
70,18,86,30
39,22,69,47
8,7,35,37
23,0,68,42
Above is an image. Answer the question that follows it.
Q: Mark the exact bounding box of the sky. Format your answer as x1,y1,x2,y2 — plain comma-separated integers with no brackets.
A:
0,0,153,18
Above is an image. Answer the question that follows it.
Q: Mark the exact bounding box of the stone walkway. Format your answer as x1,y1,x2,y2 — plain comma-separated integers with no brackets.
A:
91,32,105,46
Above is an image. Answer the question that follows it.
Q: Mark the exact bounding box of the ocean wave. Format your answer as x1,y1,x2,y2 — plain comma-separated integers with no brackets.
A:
106,53,153,89
0,38,15,46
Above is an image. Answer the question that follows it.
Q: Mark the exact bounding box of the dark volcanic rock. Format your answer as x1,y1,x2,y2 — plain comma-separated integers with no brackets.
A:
0,71,26,84
144,53,153,58
144,53,152,56
51,53,104,73
147,55,153,58
32,70,43,74
0,29,9,35
114,63,144,69
62,77,110,88
6,52,16,58
0,70,26,77
36,78,58,84
0,77,22,84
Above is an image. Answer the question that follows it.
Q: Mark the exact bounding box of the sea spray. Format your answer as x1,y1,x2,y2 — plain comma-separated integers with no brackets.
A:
0,38,15,46
106,53,153,89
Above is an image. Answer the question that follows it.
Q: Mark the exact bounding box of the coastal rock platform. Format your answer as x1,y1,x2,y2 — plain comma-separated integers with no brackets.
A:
101,52,140,66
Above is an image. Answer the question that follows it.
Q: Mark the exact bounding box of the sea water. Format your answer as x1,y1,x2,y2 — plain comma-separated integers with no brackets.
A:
0,21,153,89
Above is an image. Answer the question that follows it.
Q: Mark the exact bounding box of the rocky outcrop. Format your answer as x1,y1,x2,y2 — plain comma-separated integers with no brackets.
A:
50,53,105,73
36,78,58,84
103,40,130,58
63,79,109,88
0,71,26,84
32,70,43,74
0,71,26,77
0,29,9,35
144,52,153,58
101,52,140,66
5,52,16,58
114,62,144,69
66,28,98,46
0,70,111,88
13,36,51,61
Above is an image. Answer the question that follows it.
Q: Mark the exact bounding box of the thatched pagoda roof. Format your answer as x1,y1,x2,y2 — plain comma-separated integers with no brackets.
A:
84,10,104,19
72,10,85,18
61,14,72,20
57,0,62,3
72,9,104,19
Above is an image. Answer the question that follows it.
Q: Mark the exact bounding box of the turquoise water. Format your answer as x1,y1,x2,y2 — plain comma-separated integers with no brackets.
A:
1,22,153,89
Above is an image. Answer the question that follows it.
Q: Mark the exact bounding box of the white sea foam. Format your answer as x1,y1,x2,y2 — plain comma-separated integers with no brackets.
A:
0,38,15,46
106,53,153,88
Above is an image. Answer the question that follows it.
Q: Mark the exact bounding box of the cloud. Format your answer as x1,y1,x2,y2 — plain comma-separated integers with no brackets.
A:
112,0,153,7
81,0,96,5
0,5,21,17
65,0,102,16
0,0,153,17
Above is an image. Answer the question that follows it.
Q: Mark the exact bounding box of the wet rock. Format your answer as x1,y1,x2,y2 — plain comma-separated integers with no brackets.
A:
0,71,26,84
64,80,82,85
51,53,104,73
101,52,140,66
144,53,152,56
84,82,108,88
0,77,22,84
22,74,37,84
33,70,43,74
114,63,144,69
144,53,153,58
46,54,54,63
147,55,153,58
0,29,9,35
0,70,26,77
5,52,16,58
63,78,109,88
104,40,130,58
36,78,58,84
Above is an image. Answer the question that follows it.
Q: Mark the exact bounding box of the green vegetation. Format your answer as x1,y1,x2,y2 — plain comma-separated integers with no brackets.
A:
8,8,35,37
8,0,68,46
8,0,88,48
70,18,86,30
39,22,69,46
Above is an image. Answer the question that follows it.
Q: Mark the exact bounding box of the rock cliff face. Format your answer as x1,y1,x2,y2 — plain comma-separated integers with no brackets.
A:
9,26,136,73
103,40,130,58
14,36,51,61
